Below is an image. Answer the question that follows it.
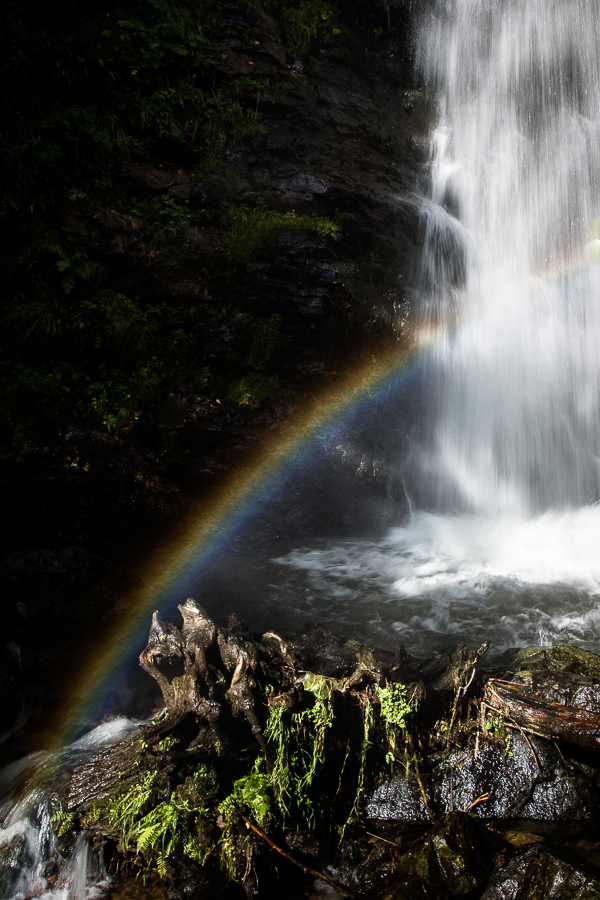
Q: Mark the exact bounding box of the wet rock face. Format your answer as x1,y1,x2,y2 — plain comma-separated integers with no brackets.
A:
480,845,600,900
367,643,600,830
0,830,28,896
367,734,600,823
356,642,600,900
59,3,425,374
358,812,505,900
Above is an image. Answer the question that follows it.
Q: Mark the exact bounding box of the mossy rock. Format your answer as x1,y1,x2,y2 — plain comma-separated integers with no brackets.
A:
368,812,502,900
481,845,600,899
363,872,450,900
512,645,600,678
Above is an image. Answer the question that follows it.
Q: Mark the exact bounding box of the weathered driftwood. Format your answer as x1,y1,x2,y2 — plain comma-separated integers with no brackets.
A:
139,600,270,753
484,678,600,751
56,607,600,899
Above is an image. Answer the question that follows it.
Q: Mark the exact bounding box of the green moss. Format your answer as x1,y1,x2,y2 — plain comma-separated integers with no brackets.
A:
221,200,341,264
512,645,600,677
376,681,415,772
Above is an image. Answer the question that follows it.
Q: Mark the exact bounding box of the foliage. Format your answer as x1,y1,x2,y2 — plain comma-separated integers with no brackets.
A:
240,0,341,53
0,247,209,433
377,681,413,730
280,0,339,53
195,78,268,177
87,765,216,876
349,697,373,826
230,314,282,406
485,712,513,757
67,668,423,887
157,430,187,472
265,678,334,830
221,200,341,264
217,761,272,882
376,681,415,771
130,197,194,248
0,1,292,439
232,373,281,407
50,801,75,839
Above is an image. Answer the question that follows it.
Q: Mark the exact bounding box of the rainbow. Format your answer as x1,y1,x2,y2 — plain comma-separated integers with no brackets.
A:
52,250,600,750
51,340,422,749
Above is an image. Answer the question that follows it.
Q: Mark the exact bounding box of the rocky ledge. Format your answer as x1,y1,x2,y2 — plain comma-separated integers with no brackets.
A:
16,603,600,900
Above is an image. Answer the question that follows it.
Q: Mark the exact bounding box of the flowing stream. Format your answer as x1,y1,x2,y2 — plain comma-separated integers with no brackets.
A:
5,0,600,895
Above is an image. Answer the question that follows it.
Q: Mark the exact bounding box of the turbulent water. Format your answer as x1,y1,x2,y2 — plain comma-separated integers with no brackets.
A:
0,719,140,900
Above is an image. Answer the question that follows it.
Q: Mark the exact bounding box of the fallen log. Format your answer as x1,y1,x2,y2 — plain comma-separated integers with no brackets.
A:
483,678,600,751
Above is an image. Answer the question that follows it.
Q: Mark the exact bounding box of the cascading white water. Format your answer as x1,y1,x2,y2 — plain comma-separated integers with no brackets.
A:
0,718,140,900
415,0,600,515
257,0,600,658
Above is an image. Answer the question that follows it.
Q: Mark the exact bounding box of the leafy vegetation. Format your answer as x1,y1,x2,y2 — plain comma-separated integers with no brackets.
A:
376,681,415,771
280,0,340,53
229,313,282,406
265,681,334,829
0,238,208,432
157,430,188,472
0,0,316,441
84,759,218,876
222,199,341,264
130,197,194,248
240,0,341,52
0,0,358,448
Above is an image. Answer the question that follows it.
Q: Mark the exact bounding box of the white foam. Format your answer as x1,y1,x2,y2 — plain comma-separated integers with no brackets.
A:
275,507,600,656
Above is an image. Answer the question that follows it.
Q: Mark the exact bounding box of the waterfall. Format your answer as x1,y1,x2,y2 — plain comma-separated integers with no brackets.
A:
265,0,600,657
414,0,600,515
0,719,139,899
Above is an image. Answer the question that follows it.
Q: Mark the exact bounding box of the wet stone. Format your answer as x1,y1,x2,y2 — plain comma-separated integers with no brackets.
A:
480,845,600,899
0,827,29,896
514,670,600,713
431,734,600,821
366,775,430,823
512,645,600,679
367,734,600,825
363,812,502,900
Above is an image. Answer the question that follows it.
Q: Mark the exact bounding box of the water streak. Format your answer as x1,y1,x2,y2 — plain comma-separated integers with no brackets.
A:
415,0,600,514
0,718,139,899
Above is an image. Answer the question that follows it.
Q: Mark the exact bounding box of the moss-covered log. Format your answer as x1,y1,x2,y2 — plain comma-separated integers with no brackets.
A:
58,600,490,896
52,612,600,899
